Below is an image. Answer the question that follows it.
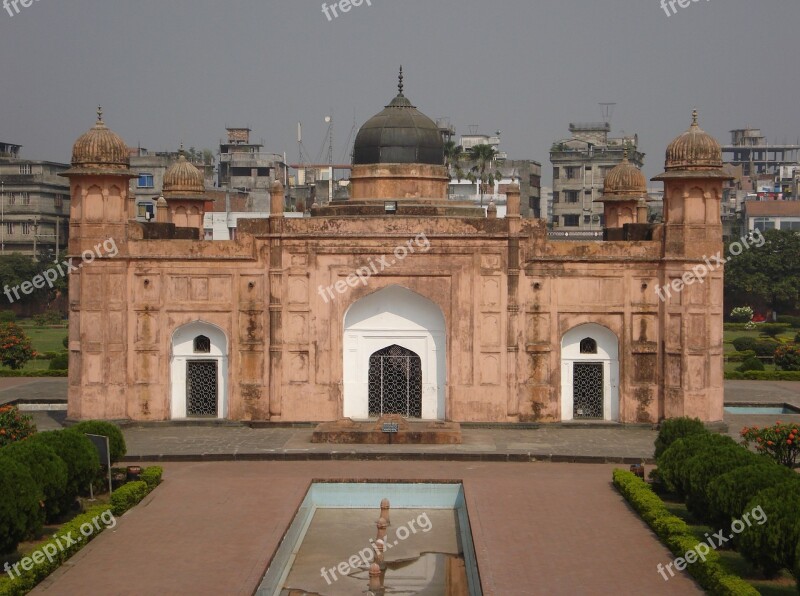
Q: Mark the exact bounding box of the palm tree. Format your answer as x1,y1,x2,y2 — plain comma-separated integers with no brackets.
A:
468,144,498,206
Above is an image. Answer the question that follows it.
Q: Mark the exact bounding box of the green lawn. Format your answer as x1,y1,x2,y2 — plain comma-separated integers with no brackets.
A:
0,323,67,372
20,325,68,353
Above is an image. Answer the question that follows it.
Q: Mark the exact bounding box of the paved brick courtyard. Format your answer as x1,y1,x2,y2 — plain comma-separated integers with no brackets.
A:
32,461,702,596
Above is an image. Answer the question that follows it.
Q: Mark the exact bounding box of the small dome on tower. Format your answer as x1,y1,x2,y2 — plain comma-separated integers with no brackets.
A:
71,107,129,171
664,110,722,171
163,149,205,196
603,148,647,197
352,67,444,166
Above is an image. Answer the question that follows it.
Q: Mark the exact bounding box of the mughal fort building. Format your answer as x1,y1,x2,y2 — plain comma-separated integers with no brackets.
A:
63,78,729,425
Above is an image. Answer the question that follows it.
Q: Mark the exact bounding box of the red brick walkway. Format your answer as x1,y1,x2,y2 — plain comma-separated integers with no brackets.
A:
33,462,701,596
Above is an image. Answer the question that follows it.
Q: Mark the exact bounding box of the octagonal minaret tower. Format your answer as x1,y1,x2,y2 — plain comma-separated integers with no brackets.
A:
652,111,732,422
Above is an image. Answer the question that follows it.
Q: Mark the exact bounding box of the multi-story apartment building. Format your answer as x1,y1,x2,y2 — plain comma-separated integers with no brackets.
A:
129,148,213,222
218,127,287,212
722,128,799,179
0,142,69,258
550,123,642,231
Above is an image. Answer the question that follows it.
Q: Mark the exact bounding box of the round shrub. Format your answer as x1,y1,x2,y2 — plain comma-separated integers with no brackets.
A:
683,446,762,520
0,439,69,522
739,482,800,577
775,345,800,371
753,341,780,357
654,417,708,459
738,357,765,373
49,352,69,371
62,335,69,349
706,464,797,529
732,336,758,353
657,433,737,496
71,420,126,463
0,404,36,447
0,457,42,554
30,429,100,503
730,306,754,323
0,322,36,370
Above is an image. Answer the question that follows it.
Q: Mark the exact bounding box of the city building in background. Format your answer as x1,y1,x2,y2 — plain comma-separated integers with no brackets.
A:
0,142,69,259
218,127,287,212
550,122,642,233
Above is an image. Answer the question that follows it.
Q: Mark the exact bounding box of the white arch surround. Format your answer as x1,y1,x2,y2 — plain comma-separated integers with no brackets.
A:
170,321,229,419
343,286,446,420
560,323,620,422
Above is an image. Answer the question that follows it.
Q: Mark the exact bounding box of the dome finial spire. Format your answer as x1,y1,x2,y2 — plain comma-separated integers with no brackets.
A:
623,146,629,161
96,105,104,124
398,65,404,97
692,109,698,127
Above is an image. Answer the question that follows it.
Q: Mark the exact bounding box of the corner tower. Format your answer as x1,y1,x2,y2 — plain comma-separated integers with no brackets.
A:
652,111,731,423
61,107,134,421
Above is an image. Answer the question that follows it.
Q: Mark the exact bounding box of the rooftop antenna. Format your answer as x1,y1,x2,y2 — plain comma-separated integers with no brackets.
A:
599,102,616,124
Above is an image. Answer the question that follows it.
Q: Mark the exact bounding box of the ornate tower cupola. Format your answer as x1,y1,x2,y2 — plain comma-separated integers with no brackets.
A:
61,107,134,254
162,147,207,231
652,110,732,257
597,147,649,230
349,67,449,201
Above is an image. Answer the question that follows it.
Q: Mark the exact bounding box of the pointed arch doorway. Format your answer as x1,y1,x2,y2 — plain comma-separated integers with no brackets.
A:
343,286,446,420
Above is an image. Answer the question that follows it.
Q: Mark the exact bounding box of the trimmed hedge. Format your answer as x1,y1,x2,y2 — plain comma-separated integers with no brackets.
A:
140,466,163,490
776,315,800,329
732,337,758,353
654,417,708,459
737,357,764,373
0,458,42,555
725,371,800,381
70,420,126,464
0,466,163,595
726,350,756,363
738,482,800,578
48,353,68,371
613,470,759,595
0,370,67,378
110,481,149,517
30,430,100,505
0,440,69,522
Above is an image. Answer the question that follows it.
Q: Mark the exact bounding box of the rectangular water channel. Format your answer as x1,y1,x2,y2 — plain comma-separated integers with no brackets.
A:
256,481,482,595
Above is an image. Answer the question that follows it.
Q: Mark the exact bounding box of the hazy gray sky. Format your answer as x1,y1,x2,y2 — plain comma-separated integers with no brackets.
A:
1,0,798,184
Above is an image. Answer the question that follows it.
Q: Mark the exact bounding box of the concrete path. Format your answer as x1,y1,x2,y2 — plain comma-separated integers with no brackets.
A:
31,461,702,596
15,379,800,461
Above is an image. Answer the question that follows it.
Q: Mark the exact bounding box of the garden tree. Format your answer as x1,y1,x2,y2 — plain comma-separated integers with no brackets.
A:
724,229,800,314
0,323,36,370
0,251,68,309
467,143,501,206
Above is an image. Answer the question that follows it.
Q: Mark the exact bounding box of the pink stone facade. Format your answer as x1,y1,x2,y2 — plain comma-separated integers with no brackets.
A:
65,112,726,425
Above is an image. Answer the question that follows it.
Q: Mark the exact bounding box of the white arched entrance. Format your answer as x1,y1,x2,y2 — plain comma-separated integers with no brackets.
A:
560,323,619,422
343,286,446,420
170,322,229,419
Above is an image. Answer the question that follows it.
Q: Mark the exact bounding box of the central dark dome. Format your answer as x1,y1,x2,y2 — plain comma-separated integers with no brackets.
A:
352,69,444,166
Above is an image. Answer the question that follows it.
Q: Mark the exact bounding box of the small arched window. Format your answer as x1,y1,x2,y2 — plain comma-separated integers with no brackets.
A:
193,335,211,353
580,338,598,354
